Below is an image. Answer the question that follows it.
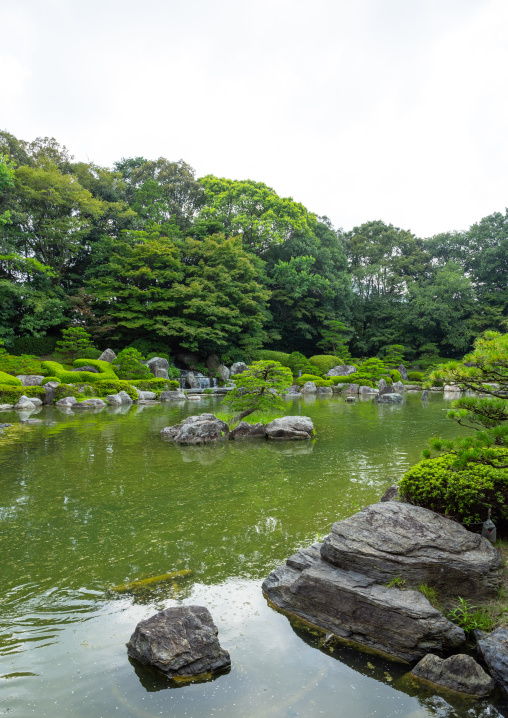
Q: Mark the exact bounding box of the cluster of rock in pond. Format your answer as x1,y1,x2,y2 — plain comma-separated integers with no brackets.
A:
126,500,508,699
161,413,314,443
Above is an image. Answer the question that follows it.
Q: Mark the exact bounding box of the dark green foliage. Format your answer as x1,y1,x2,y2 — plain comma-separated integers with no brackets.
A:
56,327,95,360
252,350,291,366
0,385,45,402
115,348,151,381
130,378,179,391
380,344,405,368
10,336,57,356
294,374,332,387
390,369,402,382
317,320,353,359
308,355,340,374
76,347,102,360
41,376,60,385
447,598,494,633
54,383,95,401
399,451,508,527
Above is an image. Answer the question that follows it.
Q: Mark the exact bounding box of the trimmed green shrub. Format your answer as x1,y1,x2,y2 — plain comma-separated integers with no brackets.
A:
10,336,58,356
41,376,60,385
92,380,138,400
76,348,102,360
252,350,291,366
0,370,22,386
408,371,424,382
0,354,43,376
73,359,118,377
295,374,332,387
399,451,508,527
131,378,179,391
308,355,341,374
390,369,402,382
54,383,95,401
0,385,46,403
329,376,351,385
115,348,152,380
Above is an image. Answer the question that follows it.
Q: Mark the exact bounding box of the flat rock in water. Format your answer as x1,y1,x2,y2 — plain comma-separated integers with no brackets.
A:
161,414,229,444
321,502,502,600
411,654,494,696
478,628,508,695
127,605,230,679
262,544,465,662
375,393,403,403
230,421,266,439
265,416,313,440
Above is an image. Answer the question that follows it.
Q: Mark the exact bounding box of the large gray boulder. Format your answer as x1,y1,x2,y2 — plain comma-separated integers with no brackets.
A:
344,383,359,393
326,365,357,377
127,606,230,679
16,375,45,386
98,348,117,363
378,378,395,395
147,357,169,379
56,396,77,407
301,381,317,394
317,386,333,395
265,416,313,440
262,544,465,662
478,628,508,695
230,421,266,440
411,654,494,696
161,414,229,444
393,381,405,392
107,391,133,406
133,387,157,401
44,381,60,405
321,502,502,600
73,398,107,409
160,390,186,401
217,365,230,383
186,371,198,389
206,354,220,373
14,395,37,410
376,392,403,403
286,385,301,395
398,364,408,381
230,362,248,376
359,385,377,395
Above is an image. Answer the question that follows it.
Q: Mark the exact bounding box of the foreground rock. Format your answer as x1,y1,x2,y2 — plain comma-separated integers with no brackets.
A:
262,543,465,662
127,606,230,679
411,654,494,696
14,395,37,410
161,414,229,444
230,421,266,440
477,628,508,696
321,502,502,600
265,416,313,440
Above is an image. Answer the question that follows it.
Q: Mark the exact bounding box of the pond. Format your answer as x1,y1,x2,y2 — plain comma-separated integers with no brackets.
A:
0,393,506,718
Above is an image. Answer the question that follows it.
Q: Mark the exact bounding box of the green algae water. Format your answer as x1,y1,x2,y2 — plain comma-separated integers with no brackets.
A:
0,393,506,718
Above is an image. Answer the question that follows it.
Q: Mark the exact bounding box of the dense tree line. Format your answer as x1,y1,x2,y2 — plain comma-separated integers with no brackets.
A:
0,131,506,363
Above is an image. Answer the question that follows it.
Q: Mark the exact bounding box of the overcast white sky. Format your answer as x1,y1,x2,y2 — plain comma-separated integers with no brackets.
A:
1,0,507,237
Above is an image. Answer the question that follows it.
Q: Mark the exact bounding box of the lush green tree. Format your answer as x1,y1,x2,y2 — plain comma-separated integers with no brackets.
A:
223,360,293,422
317,320,354,359
425,331,508,469
55,327,95,360
197,176,316,254
115,347,152,380
379,344,405,368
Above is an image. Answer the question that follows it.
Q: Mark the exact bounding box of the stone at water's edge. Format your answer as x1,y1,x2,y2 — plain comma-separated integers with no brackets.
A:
392,381,405,392
317,386,333,395
127,606,230,679
321,502,502,600
56,396,77,407
264,416,313,440
378,378,394,396
106,391,133,406
73,398,107,409
375,392,403,403
161,414,229,444
262,544,465,662
160,390,186,401
14,395,37,410
411,654,494,696
478,628,508,696
301,381,317,394
230,421,266,440
98,348,116,363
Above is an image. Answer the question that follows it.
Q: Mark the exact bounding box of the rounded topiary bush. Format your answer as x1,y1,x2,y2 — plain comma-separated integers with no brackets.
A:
0,370,22,386
408,371,424,382
294,374,332,387
399,452,508,528
390,369,402,382
41,376,61,385
252,350,291,366
308,355,341,374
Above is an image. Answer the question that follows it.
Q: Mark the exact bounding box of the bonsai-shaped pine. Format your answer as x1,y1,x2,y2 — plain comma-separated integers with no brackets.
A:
380,344,405,368
116,347,152,381
317,320,354,361
223,360,293,423
425,331,508,469
55,327,95,361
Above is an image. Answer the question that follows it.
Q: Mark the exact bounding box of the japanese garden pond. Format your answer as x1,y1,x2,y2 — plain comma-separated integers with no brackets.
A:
1,393,507,718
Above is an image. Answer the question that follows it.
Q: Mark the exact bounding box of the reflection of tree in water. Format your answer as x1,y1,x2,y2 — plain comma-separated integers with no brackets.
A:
288,617,508,718
128,655,230,692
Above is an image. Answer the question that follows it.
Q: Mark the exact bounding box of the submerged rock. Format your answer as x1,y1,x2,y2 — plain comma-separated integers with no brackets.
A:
478,628,508,696
321,502,502,600
262,543,465,662
127,605,230,679
264,416,313,440
375,393,403,404
411,654,494,696
161,413,229,444
230,421,266,440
